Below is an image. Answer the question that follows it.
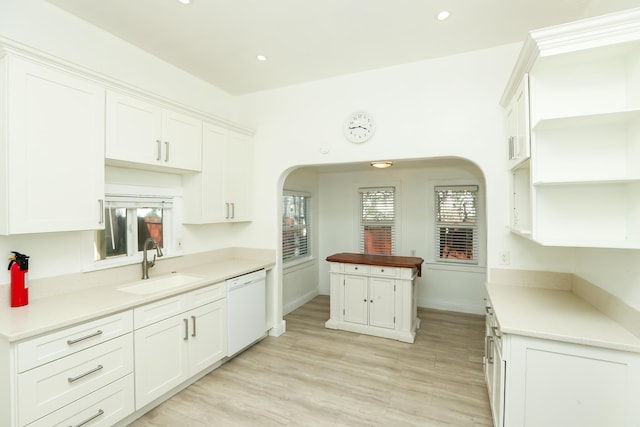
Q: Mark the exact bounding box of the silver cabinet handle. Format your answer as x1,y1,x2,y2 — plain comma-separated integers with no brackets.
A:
492,326,501,338
485,306,493,315
487,337,494,364
67,330,103,346
225,203,230,219
69,409,104,427
183,318,189,341
68,365,103,383
98,199,104,225
70,409,104,427
191,315,196,337
156,139,162,161
231,202,235,219
164,141,170,162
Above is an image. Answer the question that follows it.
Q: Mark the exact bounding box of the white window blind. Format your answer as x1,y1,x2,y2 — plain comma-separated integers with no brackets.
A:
282,191,311,262
359,187,395,255
435,185,478,264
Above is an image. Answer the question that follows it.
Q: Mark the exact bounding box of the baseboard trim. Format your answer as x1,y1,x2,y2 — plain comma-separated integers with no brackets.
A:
417,298,485,315
284,289,319,315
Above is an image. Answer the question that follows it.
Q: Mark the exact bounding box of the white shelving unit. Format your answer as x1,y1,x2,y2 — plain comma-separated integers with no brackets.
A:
501,8,640,249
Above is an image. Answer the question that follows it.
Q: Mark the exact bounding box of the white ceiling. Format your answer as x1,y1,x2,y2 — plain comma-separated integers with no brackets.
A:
46,0,596,95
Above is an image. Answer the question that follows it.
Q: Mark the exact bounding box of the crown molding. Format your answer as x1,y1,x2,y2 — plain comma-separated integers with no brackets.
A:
500,7,640,107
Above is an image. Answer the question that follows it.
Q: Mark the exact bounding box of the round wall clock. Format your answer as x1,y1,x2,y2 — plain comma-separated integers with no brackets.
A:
344,111,375,143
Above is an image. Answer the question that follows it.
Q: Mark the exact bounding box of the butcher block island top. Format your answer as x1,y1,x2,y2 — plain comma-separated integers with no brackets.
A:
325,253,424,276
325,253,423,343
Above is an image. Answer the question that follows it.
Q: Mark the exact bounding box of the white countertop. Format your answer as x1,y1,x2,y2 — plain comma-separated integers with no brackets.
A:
0,255,274,342
486,282,640,353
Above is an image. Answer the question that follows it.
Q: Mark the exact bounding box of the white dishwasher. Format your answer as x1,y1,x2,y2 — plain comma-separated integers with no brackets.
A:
226,269,266,357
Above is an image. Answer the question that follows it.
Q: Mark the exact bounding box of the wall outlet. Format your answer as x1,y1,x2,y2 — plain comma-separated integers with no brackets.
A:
410,249,416,256
176,238,184,250
499,251,510,265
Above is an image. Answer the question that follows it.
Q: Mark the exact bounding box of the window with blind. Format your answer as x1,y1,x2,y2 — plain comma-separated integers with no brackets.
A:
359,187,395,255
94,195,173,262
435,185,478,264
282,191,311,262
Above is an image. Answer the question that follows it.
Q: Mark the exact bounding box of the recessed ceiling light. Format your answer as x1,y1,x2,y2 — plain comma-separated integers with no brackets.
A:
437,11,450,21
177,0,191,4
257,55,268,62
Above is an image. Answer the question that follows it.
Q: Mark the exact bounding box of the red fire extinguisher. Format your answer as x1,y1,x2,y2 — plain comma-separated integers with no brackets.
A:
8,251,29,307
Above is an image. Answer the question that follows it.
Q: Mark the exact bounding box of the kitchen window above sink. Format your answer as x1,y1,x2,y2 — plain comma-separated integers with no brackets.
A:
94,192,175,265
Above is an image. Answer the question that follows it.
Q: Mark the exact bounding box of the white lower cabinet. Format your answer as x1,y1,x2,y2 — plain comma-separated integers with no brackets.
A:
343,274,395,329
26,374,134,427
134,283,227,409
9,311,134,427
484,298,640,427
326,260,419,343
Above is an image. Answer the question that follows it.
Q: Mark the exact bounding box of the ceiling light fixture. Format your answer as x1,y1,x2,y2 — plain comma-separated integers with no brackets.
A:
371,161,393,169
177,0,191,4
437,11,450,21
257,55,268,62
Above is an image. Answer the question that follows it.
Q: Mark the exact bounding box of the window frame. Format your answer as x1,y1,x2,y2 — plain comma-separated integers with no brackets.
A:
89,184,181,271
358,186,396,256
433,184,481,266
282,190,312,264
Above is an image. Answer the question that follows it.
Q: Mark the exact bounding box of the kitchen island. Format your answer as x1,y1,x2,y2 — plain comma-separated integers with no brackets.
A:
325,253,424,343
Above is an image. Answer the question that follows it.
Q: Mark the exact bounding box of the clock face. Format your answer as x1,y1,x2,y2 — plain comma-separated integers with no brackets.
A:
344,112,375,143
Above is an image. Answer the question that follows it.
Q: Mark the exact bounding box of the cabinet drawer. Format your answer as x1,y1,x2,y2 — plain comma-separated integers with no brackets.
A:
369,266,397,277
17,311,133,373
26,374,134,427
18,334,133,426
134,293,189,329
187,282,225,309
344,264,369,275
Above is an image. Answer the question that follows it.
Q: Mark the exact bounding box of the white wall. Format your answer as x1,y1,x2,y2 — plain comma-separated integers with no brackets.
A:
317,161,487,313
281,169,320,314
233,42,575,316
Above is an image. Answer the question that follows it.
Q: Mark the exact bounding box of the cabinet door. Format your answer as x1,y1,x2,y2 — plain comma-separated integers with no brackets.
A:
4,57,105,234
343,275,368,325
105,91,162,167
161,109,202,171
134,315,189,409
182,122,227,224
188,300,227,374
492,340,506,427
368,277,395,329
225,131,253,221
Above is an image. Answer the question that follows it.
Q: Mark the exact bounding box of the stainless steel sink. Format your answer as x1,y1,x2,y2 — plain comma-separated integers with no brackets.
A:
117,273,207,295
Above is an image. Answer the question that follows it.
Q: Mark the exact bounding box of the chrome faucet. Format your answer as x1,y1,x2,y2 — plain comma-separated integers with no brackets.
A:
142,237,163,279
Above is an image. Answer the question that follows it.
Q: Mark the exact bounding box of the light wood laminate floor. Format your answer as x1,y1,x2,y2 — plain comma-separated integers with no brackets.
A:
130,296,492,426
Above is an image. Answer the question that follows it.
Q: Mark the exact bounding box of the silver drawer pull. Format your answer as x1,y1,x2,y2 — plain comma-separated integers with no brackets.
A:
67,330,103,346
191,315,197,337
492,326,501,338
68,365,103,383
184,318,189,341
70,408,104,427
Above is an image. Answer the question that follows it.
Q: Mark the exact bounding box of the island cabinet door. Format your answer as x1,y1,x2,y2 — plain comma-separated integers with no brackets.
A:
368,277,395,329
343,275,368,325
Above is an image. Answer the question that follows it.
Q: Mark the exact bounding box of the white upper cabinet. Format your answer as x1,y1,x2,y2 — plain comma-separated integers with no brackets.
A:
0,55,105,234
506,74,530,167
182,122,253,224
106,91,202,172
502,9,640,249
